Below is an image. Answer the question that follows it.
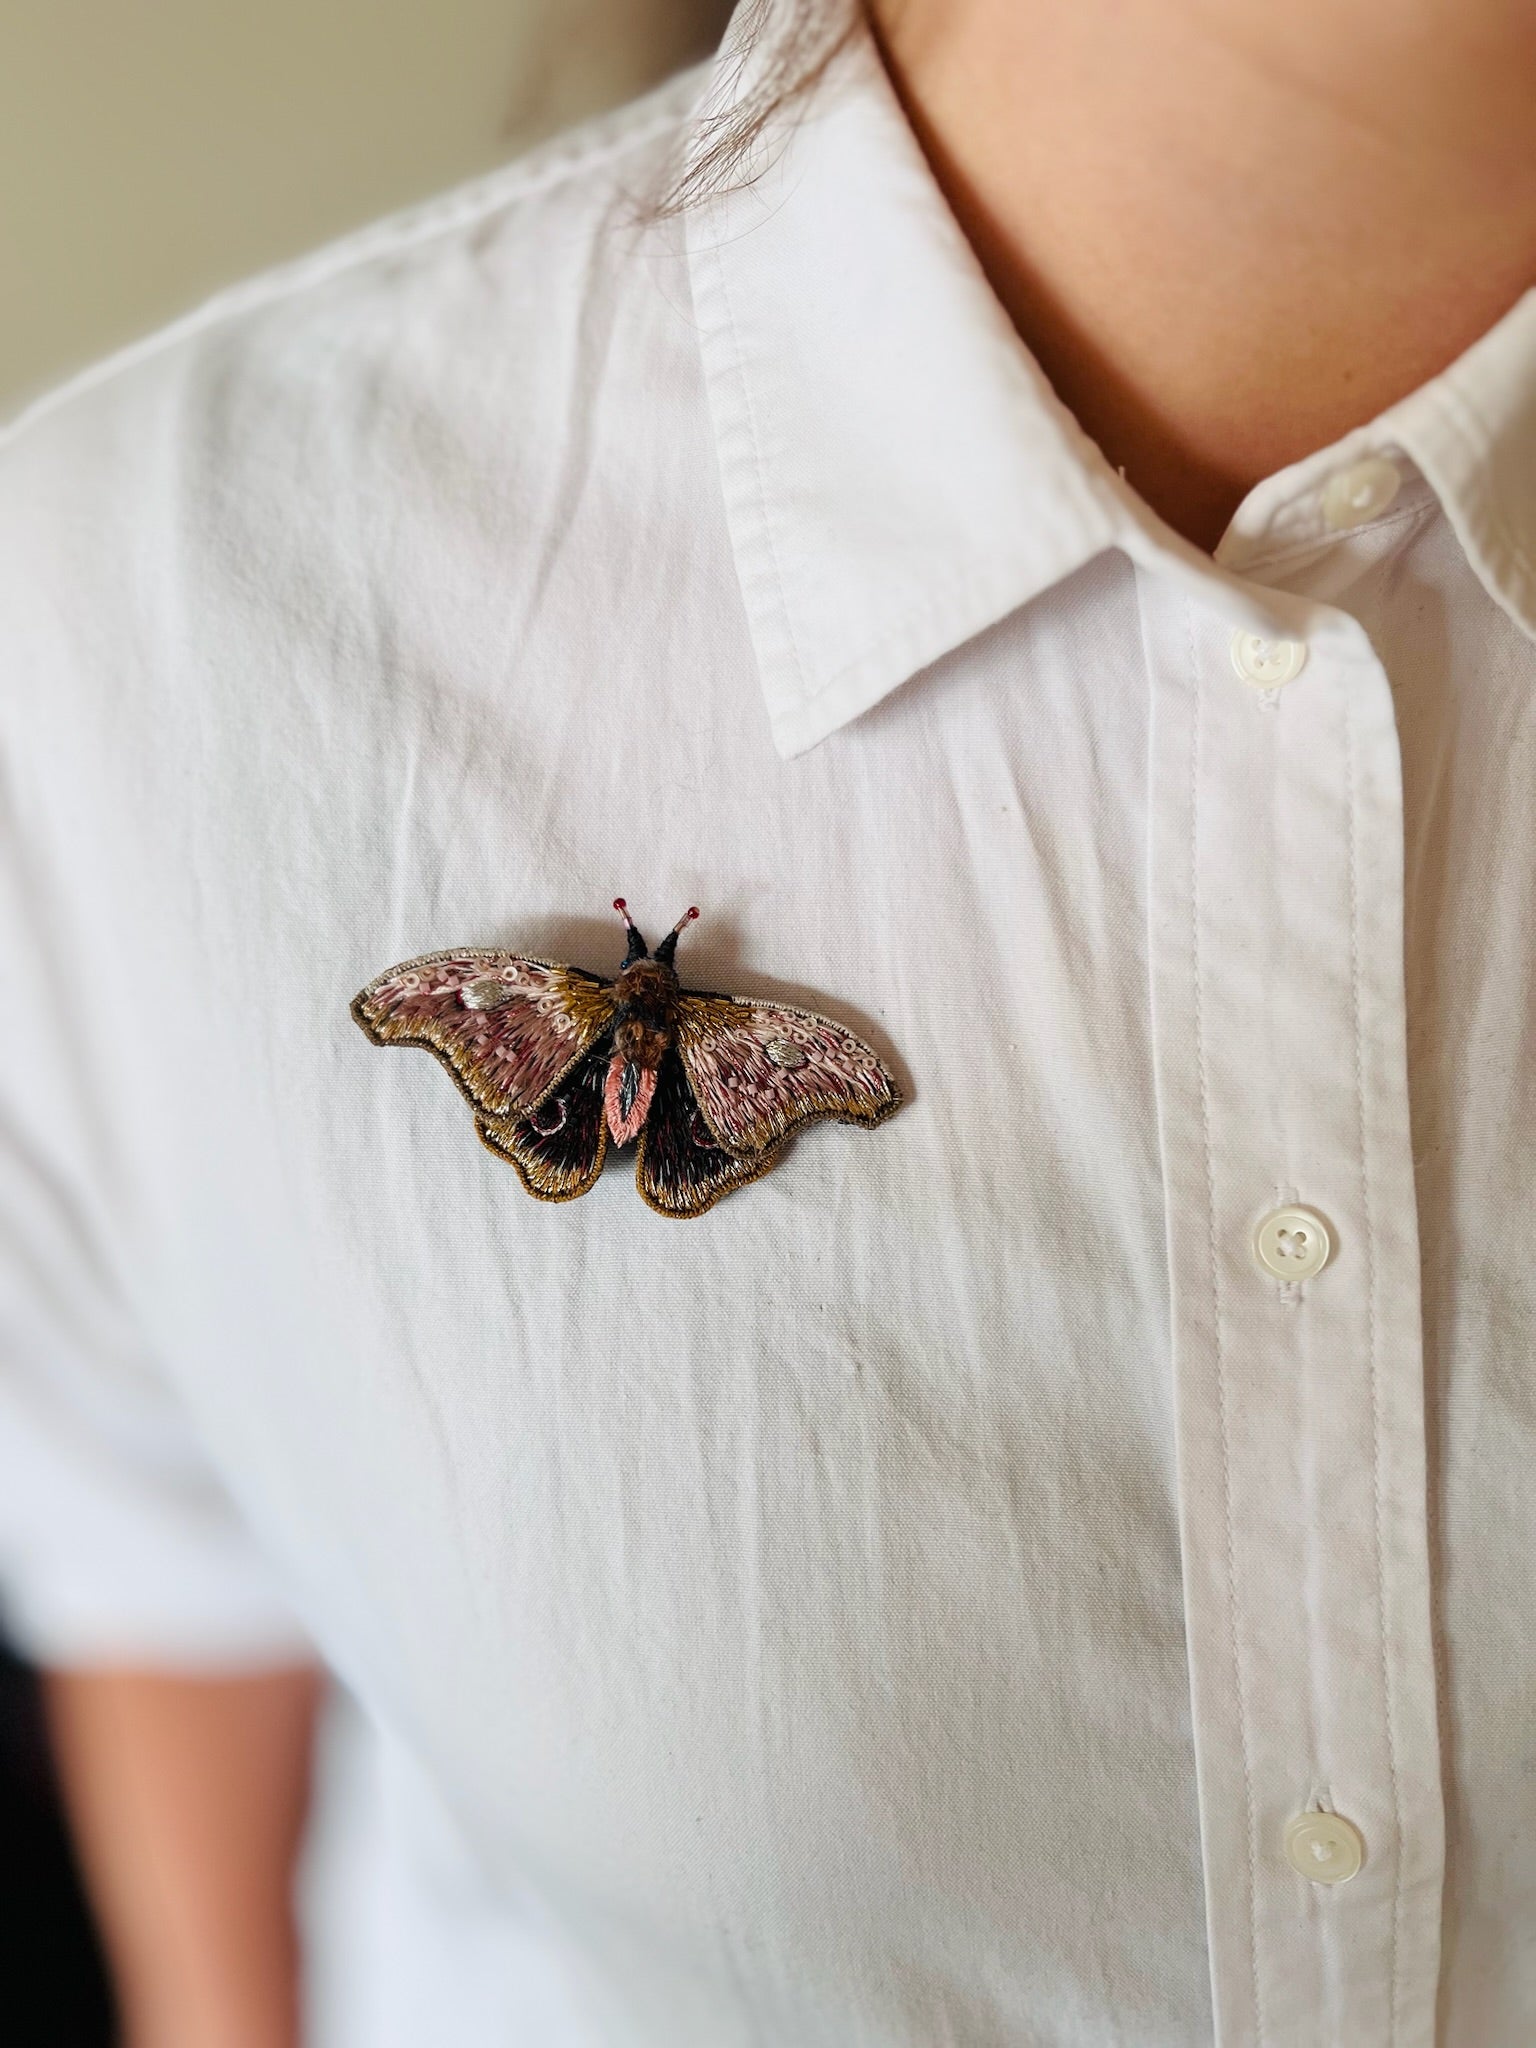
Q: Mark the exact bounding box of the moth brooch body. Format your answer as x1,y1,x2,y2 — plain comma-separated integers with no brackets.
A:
350,901,900,1218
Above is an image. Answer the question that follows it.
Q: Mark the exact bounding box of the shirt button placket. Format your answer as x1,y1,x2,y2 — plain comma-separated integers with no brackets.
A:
1139,581,1445,2047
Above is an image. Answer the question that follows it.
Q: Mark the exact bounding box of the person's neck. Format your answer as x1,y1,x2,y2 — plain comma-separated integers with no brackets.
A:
868,0,1536,552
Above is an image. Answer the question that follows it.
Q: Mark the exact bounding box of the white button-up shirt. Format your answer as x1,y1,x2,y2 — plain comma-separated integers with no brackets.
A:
3,7,1536,2043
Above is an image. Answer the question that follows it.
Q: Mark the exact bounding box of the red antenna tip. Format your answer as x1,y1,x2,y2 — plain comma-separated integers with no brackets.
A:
686,906,700,921
613,897,628,913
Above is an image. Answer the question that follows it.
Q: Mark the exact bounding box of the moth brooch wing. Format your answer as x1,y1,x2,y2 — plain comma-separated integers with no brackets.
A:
672,992,901,1157
351,909,903,1216
475,1036,612,1203
350,950,616,1123
635,1046,788,1219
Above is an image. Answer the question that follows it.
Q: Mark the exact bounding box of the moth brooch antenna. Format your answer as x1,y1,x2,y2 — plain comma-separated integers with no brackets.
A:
350,900,901,1218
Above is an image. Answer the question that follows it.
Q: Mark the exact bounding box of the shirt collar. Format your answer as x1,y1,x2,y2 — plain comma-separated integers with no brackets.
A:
683,2,1536,759
1369,292,1536,640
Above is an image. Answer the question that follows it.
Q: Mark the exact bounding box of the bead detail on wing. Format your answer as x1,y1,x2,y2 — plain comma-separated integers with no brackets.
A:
674,994,900,1156
350,951,616,1120
475,1037,611,1201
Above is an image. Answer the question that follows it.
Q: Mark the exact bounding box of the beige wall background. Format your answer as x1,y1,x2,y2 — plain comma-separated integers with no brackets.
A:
1,0,728,417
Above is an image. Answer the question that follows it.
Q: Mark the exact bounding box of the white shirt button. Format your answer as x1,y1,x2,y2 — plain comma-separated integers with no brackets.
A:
1322,455,1402,530
1253,1204,1332,1279
1230,631,1308,688
1284,1811,1364,1884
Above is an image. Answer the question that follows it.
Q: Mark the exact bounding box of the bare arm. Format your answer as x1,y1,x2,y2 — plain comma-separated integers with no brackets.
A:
43,1663,323,2048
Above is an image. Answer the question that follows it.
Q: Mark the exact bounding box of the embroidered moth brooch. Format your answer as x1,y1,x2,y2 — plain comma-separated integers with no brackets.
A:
351,901,900,1218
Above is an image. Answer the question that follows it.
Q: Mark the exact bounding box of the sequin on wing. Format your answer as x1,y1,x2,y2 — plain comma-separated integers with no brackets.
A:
673,994,900,1155
351,951,616,1120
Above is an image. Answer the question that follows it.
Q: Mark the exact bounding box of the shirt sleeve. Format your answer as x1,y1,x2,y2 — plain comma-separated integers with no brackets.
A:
0,1076,313,1668
0,431,312,1671
0,1075,313,1672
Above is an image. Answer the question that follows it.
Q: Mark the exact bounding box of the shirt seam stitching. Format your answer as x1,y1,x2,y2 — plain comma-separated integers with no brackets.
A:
709,217,812,704
1223,498,1438,582
1186,595,1267,2045
1345,676,1405,2044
